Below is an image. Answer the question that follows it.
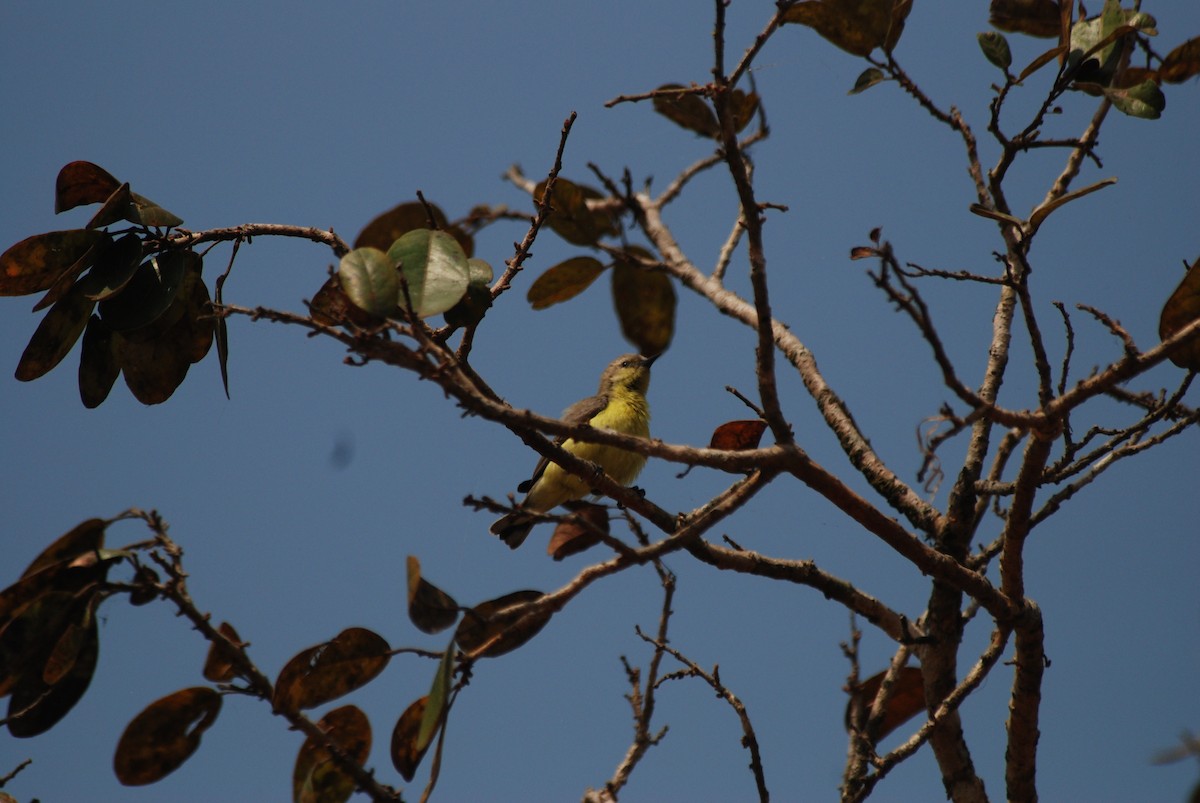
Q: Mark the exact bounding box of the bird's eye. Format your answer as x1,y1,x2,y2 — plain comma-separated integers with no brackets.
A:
620,360,631,367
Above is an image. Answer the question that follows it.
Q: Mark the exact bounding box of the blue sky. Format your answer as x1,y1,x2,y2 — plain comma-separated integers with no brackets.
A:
2,2,1199,801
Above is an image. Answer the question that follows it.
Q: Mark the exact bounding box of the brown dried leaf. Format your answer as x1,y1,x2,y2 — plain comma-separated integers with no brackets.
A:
113,687,222,785
783,0,910,57
202,622,244,683
455,590,549,658
611,246,675,356
989,0,1062,38
0,229,108,297
1161,36,1200,84
406,556,459,635
652,83,719,138
55,161,122,214
272,627,391,712
15,283,95,382
527,256,606,310
709,420,768,451
390,696,430,782
292,705,371,803
547,503,609,560
1159,257,1200,370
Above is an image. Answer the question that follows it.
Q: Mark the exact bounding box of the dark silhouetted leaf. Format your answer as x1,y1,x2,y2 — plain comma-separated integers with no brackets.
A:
547,502,608,560
1161,36,1200,84
15,283,95,382
75,232,144,301
355,200,474,257
32,232,117,312
202,622,244,683
337,247,400,318
534,178,618,246
0,229,108,297
292,705,371,803
1160,257,1200,370
127,565,160,607
442,280,493,329
98,251,192,332
391,696,430,782
387,229,470,318
113,687,222,785
273,628,391,713
783,0,911,57
849,67,886,95
21,518,107,578
78,315,121,408
55,161,122,214
652,83,719,138
709,419,768,451
989,0,1061,38
406,556,460,635
112,256,212,405
6,609,99,738
845,666,925,740
455,590,549,658
527,256,606,310
978,31,1013,71
612,247,675,356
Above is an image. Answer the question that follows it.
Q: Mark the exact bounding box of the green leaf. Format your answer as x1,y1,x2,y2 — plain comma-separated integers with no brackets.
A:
848,67,887,95
978,31,1013,71
527,256,606,310
15,283,95,382
55,161,122,214
419,641,454,752
98,251,192,332
466,258,493,285
337,247,399,317
1103,79,1166,119
113,688,222,785
386,229,470,318
0,229,108,297
129,191,184,228
86,183,183,229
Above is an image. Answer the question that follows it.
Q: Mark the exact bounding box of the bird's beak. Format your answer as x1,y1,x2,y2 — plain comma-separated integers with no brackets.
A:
641,353,661,368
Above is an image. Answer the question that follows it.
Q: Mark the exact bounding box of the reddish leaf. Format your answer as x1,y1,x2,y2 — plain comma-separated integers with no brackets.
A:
547,502,609,560
292,705,371,803
55,161,122,214
709,419,768,451
845,666,925,740
406,556,460,635
113,687,222,785
273,627,390,712
355,200,473,257
783,0,911,57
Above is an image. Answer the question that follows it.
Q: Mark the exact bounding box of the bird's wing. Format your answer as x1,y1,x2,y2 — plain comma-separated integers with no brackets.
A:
517,392,609,493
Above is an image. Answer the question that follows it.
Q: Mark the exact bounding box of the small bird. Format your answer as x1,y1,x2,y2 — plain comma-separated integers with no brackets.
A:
490,353,658,549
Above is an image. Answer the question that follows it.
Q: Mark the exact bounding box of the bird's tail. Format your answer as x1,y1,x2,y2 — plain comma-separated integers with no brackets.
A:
490,511,535,549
